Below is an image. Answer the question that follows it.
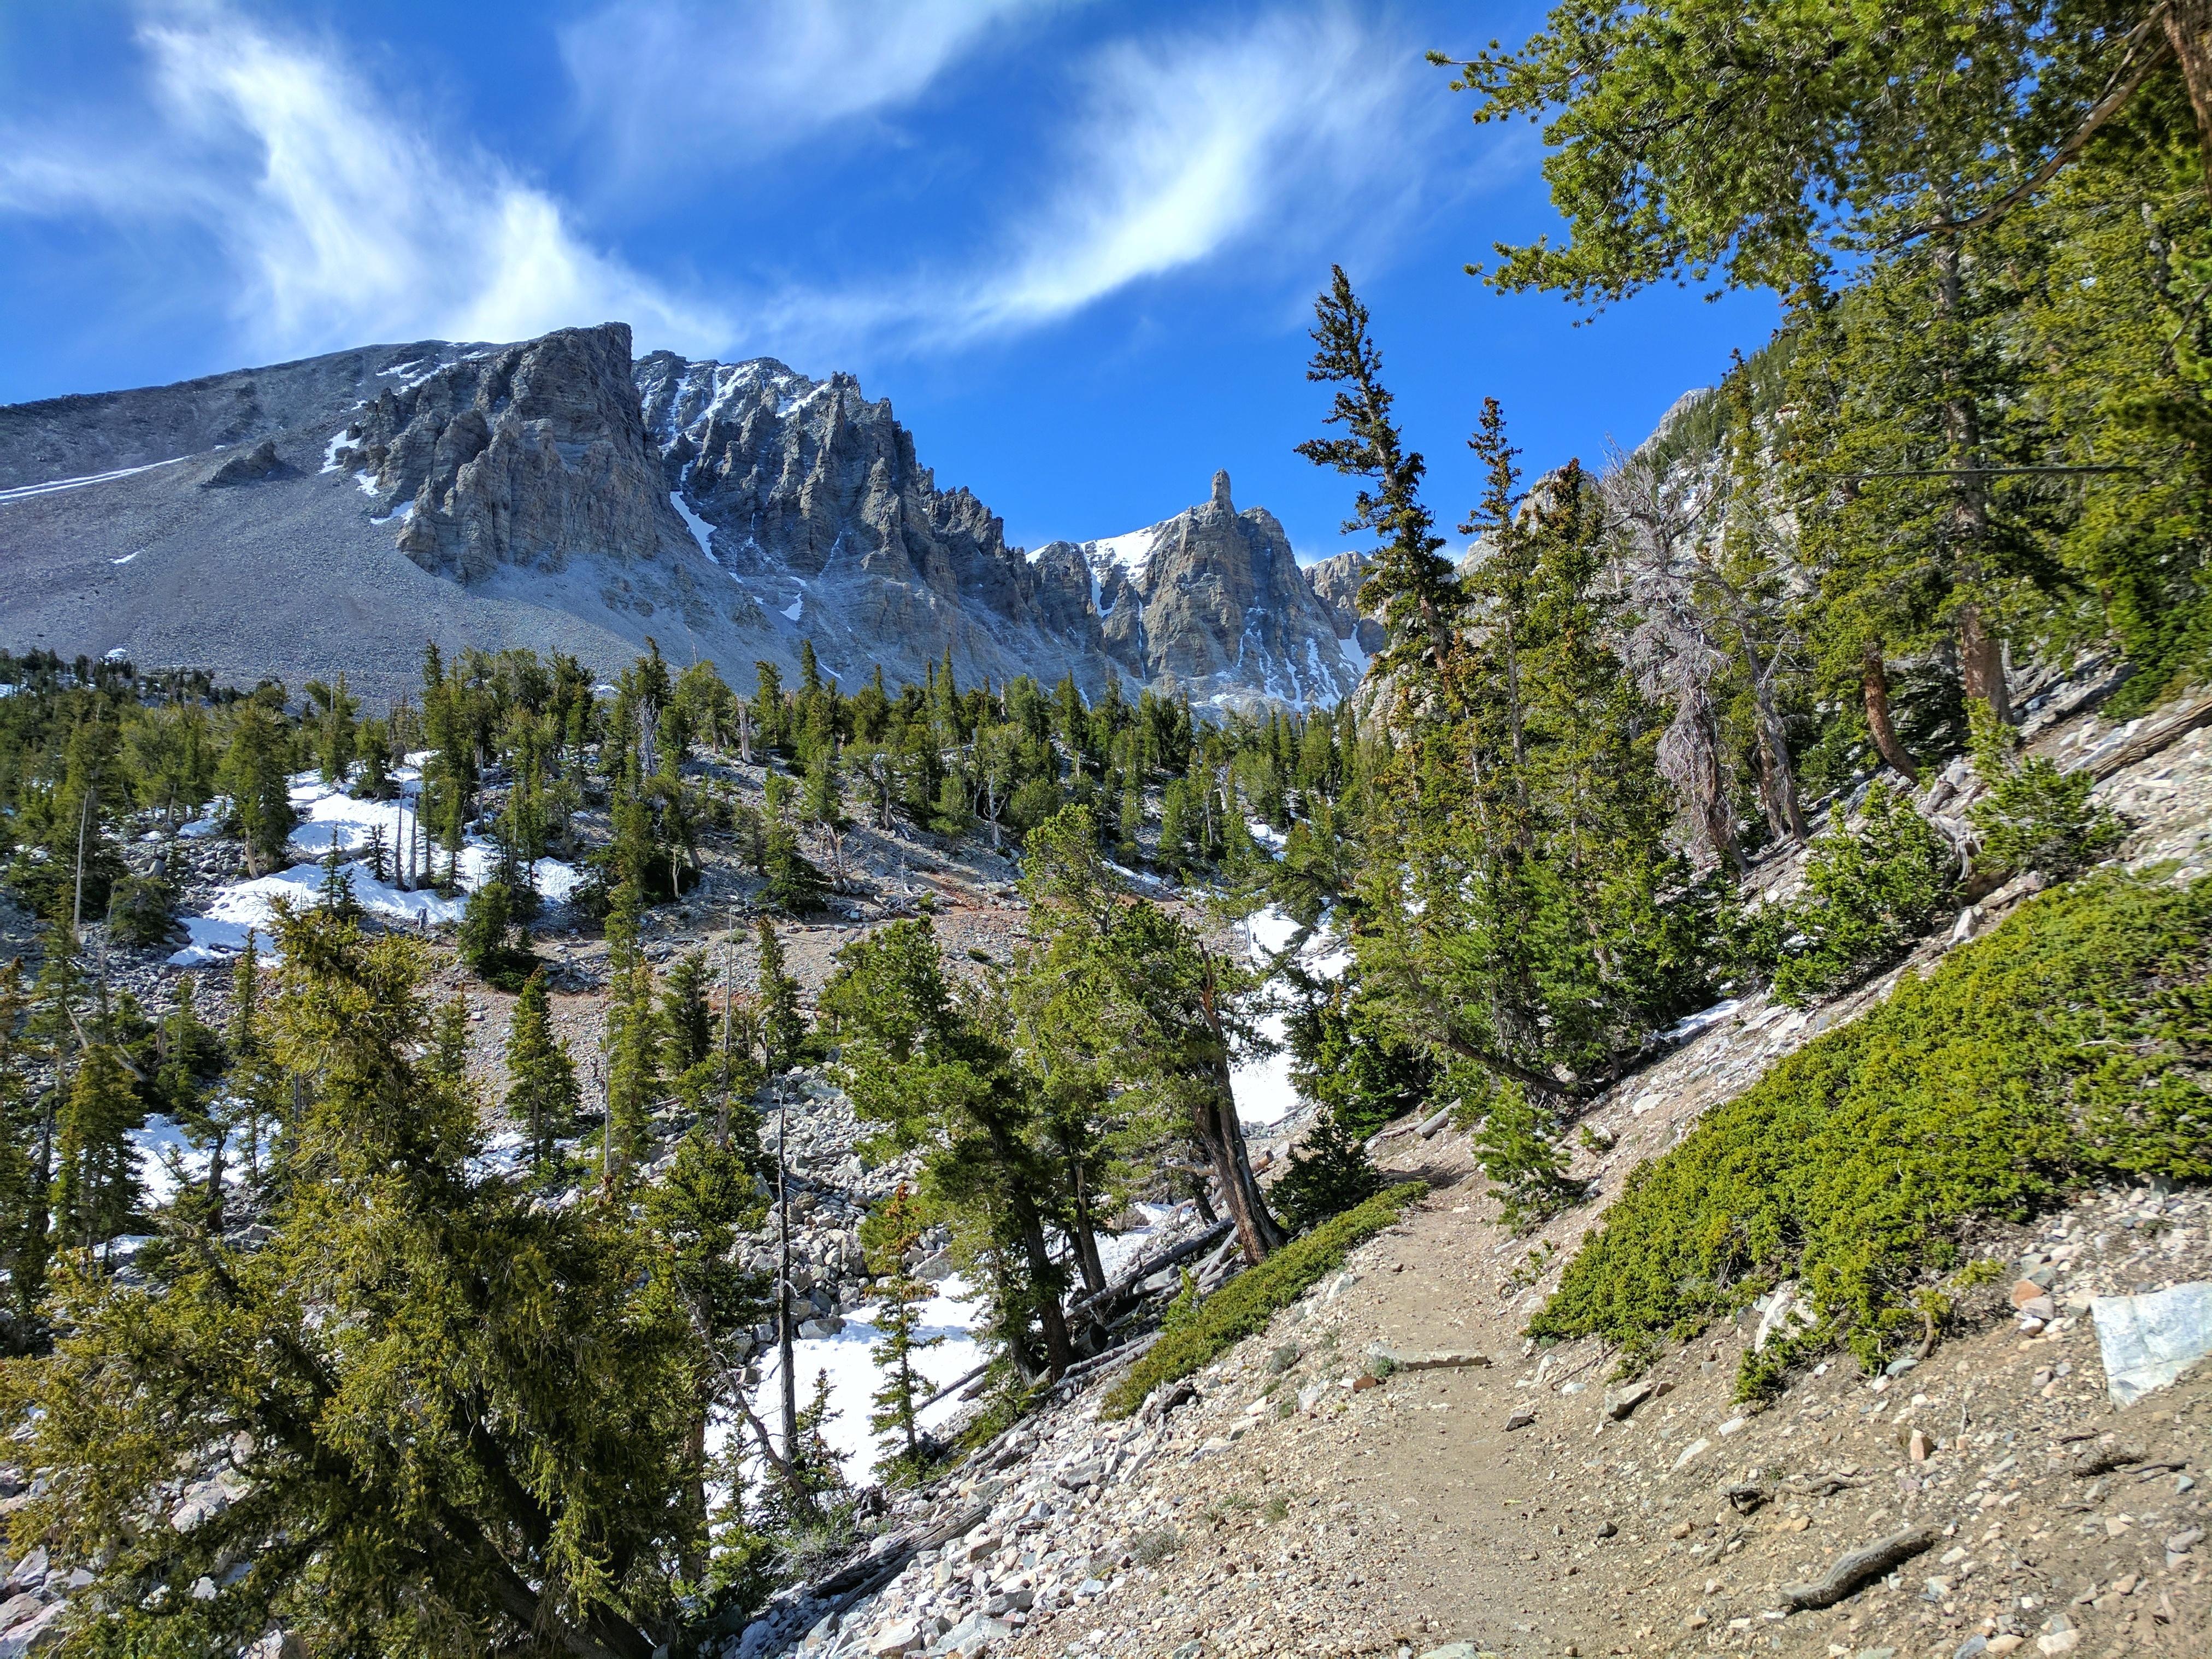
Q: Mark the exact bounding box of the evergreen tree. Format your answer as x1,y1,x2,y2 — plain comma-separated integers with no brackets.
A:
864,1184,943,1479
0,962,39,1352
221,702,296,876
316,840,363,922
661,949,715,1075
755,919,804,1076
821,920,1075,1379
1298,265,1466,685
457,879,525,986
50,1036,142,1254
763,822,828,915
1269,1107,1382,1236
603,876,658,1183
1019,807,1285,1264
503,970,579,1177
8,905,702,1657
643,1127,772,1556
225,931,285,1193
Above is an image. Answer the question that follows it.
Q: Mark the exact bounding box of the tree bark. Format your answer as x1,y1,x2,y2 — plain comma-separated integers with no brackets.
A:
1934,231,2010,723
1196,1070,1286,1264
1062,1144,1108,1297
2167,0,2212,204
1860,641,1919,782
1190,951,1286,1263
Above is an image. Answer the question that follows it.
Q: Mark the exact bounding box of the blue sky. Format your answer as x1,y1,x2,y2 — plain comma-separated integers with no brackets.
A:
0,0,1779,560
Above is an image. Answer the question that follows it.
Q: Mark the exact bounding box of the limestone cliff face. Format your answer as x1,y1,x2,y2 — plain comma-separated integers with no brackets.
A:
633,352,1092,686
333,322,691,584
1,325,1374,710
1305,550,1384,660
1036,472,1361,710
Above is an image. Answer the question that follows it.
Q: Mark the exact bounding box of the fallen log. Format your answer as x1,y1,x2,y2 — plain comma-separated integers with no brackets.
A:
2084,691,2212,780
1779,1526,1938,1610
1068,1220,1234,1325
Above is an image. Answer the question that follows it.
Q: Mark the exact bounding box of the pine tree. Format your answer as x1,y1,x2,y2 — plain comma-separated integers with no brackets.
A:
152,976,230,1228
1297,266,1465,685
660,949,715,1075
755,919,804,1076
642,1128,771,1558
1269,1107,1382,1236
457,879,519,983
223,931,287,1192
603,875,658,1184
0,961,44,1348
503,970,579,1177
822,920,1075,1379
316,841,362,922
221,702,295,876
428,993,472,1092
51,1037,142,1253
763,821,828,915
865,1184,943,1479
10,903,703,1656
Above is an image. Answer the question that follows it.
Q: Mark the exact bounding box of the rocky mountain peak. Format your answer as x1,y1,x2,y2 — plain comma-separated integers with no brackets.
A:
332,321,691,584
1,325,1378,712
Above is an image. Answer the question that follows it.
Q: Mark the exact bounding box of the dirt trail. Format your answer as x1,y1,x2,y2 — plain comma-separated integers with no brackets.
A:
960,699,2212,1659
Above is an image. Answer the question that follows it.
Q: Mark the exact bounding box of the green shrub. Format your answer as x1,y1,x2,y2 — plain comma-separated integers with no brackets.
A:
1461,1075,1587,1229
1529,873,2211,1395
1270,1108,1384,1234
1101,1182,1424,1419
1770,783,1957,1005
105,868,180,948
1968,702,2126,880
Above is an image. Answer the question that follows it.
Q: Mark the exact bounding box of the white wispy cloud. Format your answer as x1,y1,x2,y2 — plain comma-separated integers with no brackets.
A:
0,4,726,359
560,0,1060,193
0,3,1442,371
745,7,1436,355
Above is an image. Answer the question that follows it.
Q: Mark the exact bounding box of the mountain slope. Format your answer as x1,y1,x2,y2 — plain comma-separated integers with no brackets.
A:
0,326,1364,711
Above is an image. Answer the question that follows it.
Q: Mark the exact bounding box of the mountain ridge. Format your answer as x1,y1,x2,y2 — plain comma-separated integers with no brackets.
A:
0,323,1379,712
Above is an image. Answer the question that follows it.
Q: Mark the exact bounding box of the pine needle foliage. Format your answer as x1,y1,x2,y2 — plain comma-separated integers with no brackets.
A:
1531,873,2212,1396
3,903,703,1659
1768,784,1958,1005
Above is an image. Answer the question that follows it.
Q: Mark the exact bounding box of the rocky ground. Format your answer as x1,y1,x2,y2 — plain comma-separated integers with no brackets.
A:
3,681,2210,1659
710,683,2212,1659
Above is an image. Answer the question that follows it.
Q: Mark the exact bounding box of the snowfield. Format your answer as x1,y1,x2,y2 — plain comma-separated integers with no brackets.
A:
169,766,583,965
1230,903,1350,1128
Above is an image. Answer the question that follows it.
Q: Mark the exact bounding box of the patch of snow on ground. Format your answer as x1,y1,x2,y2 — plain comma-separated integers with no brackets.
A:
1231,904,1351,1127
781,597,804,622
1337,633,1369,677
672,491,716,556
170,770,583,964
131,1115,204,1205
110,551,139,565
1245,819,1287,855
0,456,190,505
320,430,353,473
752,1278,986,1486
1663,998,1743,1044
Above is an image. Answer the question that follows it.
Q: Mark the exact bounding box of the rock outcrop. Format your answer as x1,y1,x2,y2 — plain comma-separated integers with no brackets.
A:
1034,470,1361,710
1305,549,1383,660
1,326,1375,711
333,323,692,584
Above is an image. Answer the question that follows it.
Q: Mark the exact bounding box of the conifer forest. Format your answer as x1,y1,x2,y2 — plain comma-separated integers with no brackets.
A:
3,5,2212,1658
